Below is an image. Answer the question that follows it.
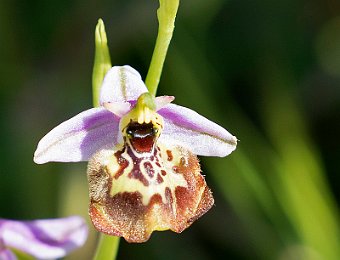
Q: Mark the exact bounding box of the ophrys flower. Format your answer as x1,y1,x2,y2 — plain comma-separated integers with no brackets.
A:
34,65,237,242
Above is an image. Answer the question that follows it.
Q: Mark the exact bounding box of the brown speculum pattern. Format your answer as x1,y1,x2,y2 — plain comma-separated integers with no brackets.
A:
87,121,214,243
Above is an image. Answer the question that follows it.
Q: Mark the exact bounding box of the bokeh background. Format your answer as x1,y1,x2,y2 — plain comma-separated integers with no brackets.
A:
1,0,340,259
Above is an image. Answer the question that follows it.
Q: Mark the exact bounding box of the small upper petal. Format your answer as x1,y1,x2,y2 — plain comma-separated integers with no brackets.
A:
100,65,148,104
103,101,131,117
158,104,237,157
34,107,120,164
0,216,88,259
155,95,175,110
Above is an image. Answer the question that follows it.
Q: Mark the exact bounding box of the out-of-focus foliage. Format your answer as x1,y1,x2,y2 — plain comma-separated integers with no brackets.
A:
0,0,339,259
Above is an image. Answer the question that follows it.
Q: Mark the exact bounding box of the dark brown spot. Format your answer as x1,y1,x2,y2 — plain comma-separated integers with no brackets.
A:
129,167,149,186
143,161,155,178
180,157,186,166
166,150,173,161
126,147,149,186
113,150,129,179
161,170,167,176
157,173,164,184
165,187,174,212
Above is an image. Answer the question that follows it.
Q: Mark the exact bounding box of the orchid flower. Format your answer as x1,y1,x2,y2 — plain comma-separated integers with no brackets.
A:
0,216,88,259
34,65,237,243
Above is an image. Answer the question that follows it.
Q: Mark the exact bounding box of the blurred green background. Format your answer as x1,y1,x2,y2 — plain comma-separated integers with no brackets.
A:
1,0,340,259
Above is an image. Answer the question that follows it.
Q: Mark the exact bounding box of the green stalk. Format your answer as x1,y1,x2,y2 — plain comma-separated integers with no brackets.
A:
91,19,120,260
93,234,120,260
145,0,179,96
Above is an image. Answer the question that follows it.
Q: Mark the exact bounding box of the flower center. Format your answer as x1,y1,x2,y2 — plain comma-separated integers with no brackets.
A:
119,93,164,154
104,107,187,207
101,93,189,207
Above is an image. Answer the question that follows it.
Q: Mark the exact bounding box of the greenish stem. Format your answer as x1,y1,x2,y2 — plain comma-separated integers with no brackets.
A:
93,234,120,260
145,0,180,96
92,19,120,260
92,19,112,107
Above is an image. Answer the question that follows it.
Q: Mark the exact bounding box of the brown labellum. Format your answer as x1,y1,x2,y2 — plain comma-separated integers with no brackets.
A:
87,144,214,243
